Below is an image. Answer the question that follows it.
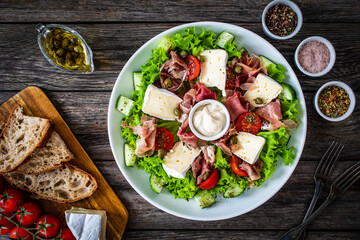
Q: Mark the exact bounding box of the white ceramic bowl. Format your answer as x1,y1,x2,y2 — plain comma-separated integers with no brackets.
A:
262,0,303,40
294,36,336,77
314,81,356,121
188,99,230,141
108,22,307,221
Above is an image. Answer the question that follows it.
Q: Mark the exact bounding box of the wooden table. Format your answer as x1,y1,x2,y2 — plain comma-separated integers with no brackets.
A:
0,1,359,239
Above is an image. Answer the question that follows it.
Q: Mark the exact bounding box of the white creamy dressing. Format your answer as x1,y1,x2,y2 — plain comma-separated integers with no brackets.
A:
193,103,226,137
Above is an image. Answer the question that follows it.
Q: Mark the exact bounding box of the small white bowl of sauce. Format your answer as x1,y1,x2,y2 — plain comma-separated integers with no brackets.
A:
314,81,355,122
189,99,230,141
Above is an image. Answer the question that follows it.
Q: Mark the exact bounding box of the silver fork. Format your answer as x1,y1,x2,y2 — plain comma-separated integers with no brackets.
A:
299,142,344,239
280,160,360,240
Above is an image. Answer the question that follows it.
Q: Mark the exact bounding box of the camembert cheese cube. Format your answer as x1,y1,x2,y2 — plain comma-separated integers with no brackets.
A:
162,142,201,179
232,132,265,165
199,49,228,96
244,73,283,108
142,84,183,120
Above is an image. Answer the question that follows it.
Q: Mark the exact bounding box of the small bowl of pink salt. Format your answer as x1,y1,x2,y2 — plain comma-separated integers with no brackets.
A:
295,36,336,77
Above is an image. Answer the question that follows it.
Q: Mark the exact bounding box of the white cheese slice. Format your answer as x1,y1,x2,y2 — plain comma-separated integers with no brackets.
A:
244,73,283,108
232,132,266,164
142,84,182,120
199,49,228,96
65,207,107,240
162,141,201,178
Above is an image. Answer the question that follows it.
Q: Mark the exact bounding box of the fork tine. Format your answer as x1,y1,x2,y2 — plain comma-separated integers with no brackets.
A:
316,141,335,174
333,161,360,191
323,144,344,177
341,169,360,192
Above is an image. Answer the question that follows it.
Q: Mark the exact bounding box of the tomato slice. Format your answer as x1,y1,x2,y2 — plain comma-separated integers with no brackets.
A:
230,155,248,177
198,169,219,190
186,55,200,81
236,112,261,135
155,127,174,152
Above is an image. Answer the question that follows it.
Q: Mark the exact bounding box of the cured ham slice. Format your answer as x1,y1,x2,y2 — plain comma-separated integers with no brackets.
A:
122,116,157,157
178,89,196,123
191,146,216,185
255,99,284,131
195,83,217,102
212,124,237,156
177,118,198,149
239,158,263,181
223,91,248,121
160,51,188,91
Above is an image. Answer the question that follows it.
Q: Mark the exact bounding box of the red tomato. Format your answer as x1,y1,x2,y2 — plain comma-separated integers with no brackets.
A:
198,169,220,190
61,227,76,240
230,155,248,177
16,202,41,226
186,55,200,81
0,175,3,192
236,112,261,135
0,211,15,235
36,214,61,238
0,189,23,212
155,127,174,152
10,226,32,240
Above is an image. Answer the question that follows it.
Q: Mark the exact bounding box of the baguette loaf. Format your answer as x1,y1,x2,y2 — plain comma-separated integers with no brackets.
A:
0,106,53,172
0,122,4,135
15,131,74,174
3,163,98,203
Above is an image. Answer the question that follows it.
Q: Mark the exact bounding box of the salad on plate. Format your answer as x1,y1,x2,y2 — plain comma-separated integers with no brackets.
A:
117,28,300,208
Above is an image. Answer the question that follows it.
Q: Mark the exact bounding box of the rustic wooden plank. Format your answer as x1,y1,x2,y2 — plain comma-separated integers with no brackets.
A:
94,160,360,230
0,0,359,23
0,23,359,92
1,91,359,161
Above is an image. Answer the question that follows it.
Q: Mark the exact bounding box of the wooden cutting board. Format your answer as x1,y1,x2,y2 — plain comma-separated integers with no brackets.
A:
0,86,128,239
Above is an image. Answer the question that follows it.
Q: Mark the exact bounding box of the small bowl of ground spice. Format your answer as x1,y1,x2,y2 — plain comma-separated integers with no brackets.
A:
262,0,303,40
295,36,336,77
314,81,356,122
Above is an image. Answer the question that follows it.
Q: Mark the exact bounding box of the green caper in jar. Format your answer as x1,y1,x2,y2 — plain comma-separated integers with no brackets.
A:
164,78,173,88
65,59,74,66
254,97,264,105
65,52,72,59
174,108,182,116
53,39,61,48
62,38,70,48
230,135,238,145
57,57,65,64
73,45,83,53
56,48,65,56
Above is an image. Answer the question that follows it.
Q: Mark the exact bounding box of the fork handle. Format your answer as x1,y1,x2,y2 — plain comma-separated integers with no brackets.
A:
279,191,337,240
299,181,324,239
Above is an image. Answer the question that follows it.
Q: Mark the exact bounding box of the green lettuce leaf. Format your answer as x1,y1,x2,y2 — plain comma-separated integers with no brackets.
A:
266,63,285,82
281,98,300,122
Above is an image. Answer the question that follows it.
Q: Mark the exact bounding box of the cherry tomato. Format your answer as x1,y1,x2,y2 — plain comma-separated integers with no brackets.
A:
0,211,15,235
0,189,23,212
236,112,261,135
16,202,41,226
198,169,220,190
155,127,174,152
230,155,248,177
0,175,3,192
186,55,200,81
61,227,76,240
36,214,61,238
10,226,32,240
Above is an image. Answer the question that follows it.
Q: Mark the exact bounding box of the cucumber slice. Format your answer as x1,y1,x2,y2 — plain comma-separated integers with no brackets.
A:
279,83,296,101
116,95,134,116
133,72,143,91
194,190,216,208
215,31,235,48
124,143,136,167
224,183,244,198
158,36,172,52
150,173,165,194
260,55,276,69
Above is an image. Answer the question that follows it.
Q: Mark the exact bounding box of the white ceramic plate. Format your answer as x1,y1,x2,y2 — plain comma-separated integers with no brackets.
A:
108,22,307,221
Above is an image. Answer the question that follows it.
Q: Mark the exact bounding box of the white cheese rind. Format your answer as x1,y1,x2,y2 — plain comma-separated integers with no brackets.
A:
232,132,265,164
162,142,201,178
199,49,228,96
244,73,283,108
142,84,183,120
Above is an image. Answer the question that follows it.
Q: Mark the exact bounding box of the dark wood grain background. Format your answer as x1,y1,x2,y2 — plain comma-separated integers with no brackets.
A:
0,0,359,239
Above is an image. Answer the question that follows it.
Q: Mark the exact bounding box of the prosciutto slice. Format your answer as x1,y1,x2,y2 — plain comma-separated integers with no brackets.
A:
160,51,188,91
255,99,284,131
195,83,217,102
122,116,157,157
223,91,248,121
178,89,196,123
239,158,263,181
191,146,216,185
212,124,237,156
177,118,198,149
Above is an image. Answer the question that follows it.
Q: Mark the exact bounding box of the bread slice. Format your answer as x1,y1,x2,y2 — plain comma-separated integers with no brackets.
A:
0,106,54,173
15,131,74,174
3,163,98,203
0,122,4,135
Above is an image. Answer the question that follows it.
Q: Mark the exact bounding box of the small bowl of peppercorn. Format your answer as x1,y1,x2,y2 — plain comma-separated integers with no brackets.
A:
314,81,356,122
262,0,303,40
